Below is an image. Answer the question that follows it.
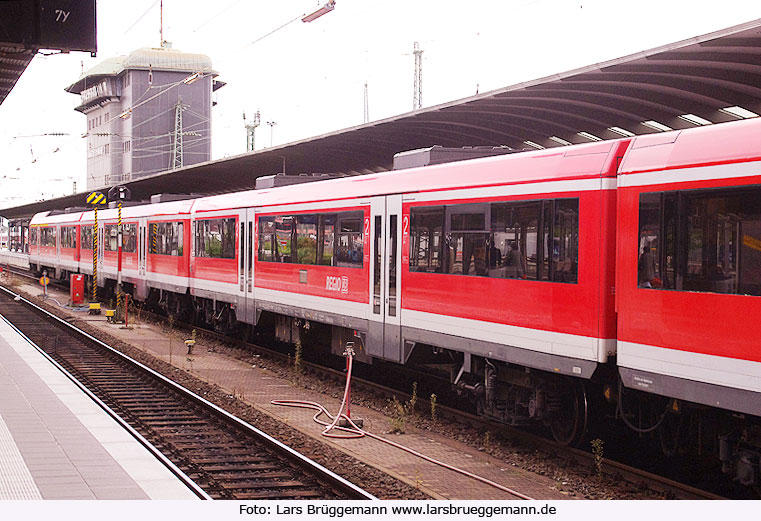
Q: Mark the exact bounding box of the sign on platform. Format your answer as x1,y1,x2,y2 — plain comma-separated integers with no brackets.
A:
86,191,107,206
39,276,49,286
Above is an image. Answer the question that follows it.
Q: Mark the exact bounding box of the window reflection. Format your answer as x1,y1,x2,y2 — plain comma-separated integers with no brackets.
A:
409,198,579,283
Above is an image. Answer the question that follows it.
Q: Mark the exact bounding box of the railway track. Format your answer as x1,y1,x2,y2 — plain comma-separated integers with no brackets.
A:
0,285,375,501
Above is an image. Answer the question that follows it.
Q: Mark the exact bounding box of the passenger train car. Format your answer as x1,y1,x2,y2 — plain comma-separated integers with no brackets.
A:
10,116,761,486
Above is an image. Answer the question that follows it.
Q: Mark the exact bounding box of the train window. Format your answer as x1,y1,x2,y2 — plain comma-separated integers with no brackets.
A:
388,214,398,316
637,193,663,288
104,225,118,251
103,224,137,253
551,199,579,283
60,226,77,249
410,198,578,283
29,228,37,246
446,204,490,276
277,216,294,261
123,223,137,253
296,214,317,265
258,217,277,261
257,211,363,267
256,215,295,262
335,212,364,268
148,222,183,256
374,215,382,314
248,222,253,279
491,202,541,280
639,186,761,296
410,207,444,273
40,227,57,247
239,222,245,271
81,227,93,250
318,214,336,266
195,218,236,259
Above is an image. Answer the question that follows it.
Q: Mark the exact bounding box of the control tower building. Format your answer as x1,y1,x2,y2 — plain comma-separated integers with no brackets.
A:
65,43,224,190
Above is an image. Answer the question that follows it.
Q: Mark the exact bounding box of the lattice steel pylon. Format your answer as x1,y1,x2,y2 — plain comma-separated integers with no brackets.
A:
413,42,423,110
244,110,261,152
171,97,188,170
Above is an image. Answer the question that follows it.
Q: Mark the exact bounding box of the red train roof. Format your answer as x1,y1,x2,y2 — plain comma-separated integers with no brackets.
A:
619,117,761,175
194,139,626,213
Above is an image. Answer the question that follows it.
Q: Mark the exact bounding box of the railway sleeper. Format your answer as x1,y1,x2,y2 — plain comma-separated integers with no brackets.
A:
214,471,293,481
234,490,326,500
218,480,309,491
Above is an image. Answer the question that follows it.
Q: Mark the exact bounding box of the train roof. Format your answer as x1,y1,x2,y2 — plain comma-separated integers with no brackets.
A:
619,117,761,176
77,199,196,222
193,139,627,213
30,211,81,226
31,200,196,225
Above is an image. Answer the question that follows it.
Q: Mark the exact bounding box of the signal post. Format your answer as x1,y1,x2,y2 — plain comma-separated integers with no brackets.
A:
108,186,131,319
86,191,107,304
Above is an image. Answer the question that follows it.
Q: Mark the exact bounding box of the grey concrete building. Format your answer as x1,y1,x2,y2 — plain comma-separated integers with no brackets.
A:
66,44,223,190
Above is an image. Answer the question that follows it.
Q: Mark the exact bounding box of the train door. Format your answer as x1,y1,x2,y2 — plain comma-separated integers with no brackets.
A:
367,195,403,362
368,196,386,359
236,209,254,324
384,194,403,361
246,208,255,324
97,220,104,287
55,225,61,276
189,218,196,290
138,219,147,277
135,219,148,300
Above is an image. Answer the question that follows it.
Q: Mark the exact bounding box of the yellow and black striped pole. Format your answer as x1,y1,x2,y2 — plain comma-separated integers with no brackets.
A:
92,206,98,301
116,202,122,314
152,222,158,254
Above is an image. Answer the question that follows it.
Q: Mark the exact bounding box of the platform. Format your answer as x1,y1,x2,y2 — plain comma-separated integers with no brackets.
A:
0,314,199,500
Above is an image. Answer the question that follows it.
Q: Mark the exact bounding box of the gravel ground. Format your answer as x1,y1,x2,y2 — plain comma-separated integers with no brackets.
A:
15,285,667,500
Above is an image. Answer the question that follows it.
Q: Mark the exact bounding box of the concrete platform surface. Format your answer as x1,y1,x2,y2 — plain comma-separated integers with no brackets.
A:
0,313,199,500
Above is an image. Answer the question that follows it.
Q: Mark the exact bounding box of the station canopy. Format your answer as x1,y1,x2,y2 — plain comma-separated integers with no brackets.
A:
4,18,761,220
0,0,97,108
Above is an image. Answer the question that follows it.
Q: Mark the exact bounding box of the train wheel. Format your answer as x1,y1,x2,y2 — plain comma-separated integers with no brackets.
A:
549,379,588,446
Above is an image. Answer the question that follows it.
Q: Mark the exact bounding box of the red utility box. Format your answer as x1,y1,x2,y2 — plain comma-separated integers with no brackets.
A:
70,274,85,305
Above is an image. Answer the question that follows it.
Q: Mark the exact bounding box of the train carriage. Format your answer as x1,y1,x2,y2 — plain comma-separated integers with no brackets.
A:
29,210,83,279
616,118,761,418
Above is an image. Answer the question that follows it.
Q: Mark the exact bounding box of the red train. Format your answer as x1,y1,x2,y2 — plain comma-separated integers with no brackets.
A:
19,117,761,485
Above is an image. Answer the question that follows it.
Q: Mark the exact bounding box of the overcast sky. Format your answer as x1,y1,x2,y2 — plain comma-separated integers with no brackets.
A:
1,0,760,209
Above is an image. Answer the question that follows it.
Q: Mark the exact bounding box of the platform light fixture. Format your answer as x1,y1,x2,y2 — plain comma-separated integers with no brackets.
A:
523,140,545,150
679,113,712,126
608,126,635,137
720,106,759,119
549,136,572,146
302,1,336,23
578,131,602,142
641,120,672,132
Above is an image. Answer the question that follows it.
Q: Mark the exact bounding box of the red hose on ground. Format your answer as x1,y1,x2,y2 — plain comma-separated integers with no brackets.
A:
272,351,535,500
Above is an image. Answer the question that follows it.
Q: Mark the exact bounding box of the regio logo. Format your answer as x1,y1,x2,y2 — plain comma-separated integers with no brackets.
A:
326,275,349,294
